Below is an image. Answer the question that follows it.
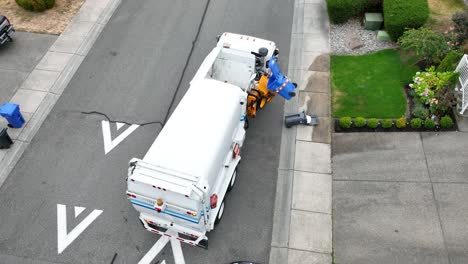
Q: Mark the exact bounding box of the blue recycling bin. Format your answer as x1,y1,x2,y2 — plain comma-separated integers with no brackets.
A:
0,102,25,129
267,57,296,100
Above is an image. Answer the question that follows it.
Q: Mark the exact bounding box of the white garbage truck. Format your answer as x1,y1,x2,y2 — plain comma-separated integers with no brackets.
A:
126,33,279,249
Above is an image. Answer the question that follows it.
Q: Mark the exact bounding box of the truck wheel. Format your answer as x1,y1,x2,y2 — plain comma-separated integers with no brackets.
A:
215,200,225,225
227,168,237,192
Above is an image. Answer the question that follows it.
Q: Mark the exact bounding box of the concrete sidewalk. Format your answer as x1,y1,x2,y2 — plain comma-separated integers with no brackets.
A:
270,0,333,263
0,0,121,186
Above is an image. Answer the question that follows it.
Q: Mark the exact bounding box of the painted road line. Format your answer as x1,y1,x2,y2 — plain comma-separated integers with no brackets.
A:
116,122,125,130
74,206,85,218
138,230,186,264
170,239,186,264
138,235,170,264
101,120,139,155
57,204,103,254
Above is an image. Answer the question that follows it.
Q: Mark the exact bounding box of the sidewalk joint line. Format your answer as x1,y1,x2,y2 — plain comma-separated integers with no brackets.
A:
295,139,330,144
334,178,430,183
293,169,331,176
18,87,54,93
333,178,468,185
293,168,331,175
420,133,452,264
292,208,331,215
288,246,332,255
31,68,62,73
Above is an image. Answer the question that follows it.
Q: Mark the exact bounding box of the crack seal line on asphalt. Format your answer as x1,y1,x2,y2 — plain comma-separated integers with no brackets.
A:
162,0,211,125
81,0,211,129
80,111,164,127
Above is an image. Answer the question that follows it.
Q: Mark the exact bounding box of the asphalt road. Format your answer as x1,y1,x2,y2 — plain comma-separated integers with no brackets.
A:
0,0,293,263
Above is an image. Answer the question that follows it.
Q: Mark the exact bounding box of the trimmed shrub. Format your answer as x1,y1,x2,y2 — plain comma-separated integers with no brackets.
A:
339,117,352,129
326,0,366,24
440,115,454,128
396,117,407,128
410,118,422,129
354,117,367,128
437,50,463,72
16,0,55,11
412,104,429,119
424,118,436,129
367,118,379,129
382,119,393,128
326,0,382,24
383,0,429,41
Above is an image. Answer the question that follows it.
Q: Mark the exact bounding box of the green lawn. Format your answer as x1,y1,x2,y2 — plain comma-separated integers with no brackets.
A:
331,49,419,118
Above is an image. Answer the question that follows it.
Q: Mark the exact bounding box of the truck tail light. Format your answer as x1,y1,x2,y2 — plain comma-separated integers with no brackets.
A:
186,211,197,216
232,143,240,159
126,192,136,198
210,194,218,209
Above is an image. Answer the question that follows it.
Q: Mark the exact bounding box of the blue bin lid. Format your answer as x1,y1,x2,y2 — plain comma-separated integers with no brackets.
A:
0,102,20,116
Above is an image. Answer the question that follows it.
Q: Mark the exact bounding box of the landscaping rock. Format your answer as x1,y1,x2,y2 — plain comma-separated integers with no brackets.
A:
347,36,364,50
331,18,398,55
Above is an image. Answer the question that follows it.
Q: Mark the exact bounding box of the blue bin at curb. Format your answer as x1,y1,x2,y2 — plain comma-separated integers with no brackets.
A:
0,102,25,129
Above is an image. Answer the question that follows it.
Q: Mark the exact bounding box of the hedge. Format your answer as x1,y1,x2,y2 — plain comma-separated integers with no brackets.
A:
16,0,55,11
383,0,429,41
326,0,383,24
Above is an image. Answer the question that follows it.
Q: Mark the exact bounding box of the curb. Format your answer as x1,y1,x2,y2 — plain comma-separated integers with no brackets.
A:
0,0,122,188
270,0,333,263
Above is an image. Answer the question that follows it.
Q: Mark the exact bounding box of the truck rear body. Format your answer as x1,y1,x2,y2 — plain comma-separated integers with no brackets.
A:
127,80,246,248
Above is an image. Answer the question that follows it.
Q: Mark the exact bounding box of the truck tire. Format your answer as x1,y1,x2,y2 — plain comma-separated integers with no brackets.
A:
215,200,225,225
227,168,237,192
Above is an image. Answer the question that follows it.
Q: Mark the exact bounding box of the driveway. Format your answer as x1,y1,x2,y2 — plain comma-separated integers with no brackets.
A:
0,32,56,103
333,131,468,264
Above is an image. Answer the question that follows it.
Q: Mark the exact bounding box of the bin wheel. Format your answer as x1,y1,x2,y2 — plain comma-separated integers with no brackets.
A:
227,168,237,192
244,118,249,129
215,200,225,225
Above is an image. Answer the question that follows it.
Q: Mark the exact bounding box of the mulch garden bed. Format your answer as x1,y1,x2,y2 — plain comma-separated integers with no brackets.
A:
334,118,458,133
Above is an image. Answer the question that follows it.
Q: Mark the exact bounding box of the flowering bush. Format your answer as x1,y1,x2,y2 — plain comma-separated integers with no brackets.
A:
409,67,458,113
